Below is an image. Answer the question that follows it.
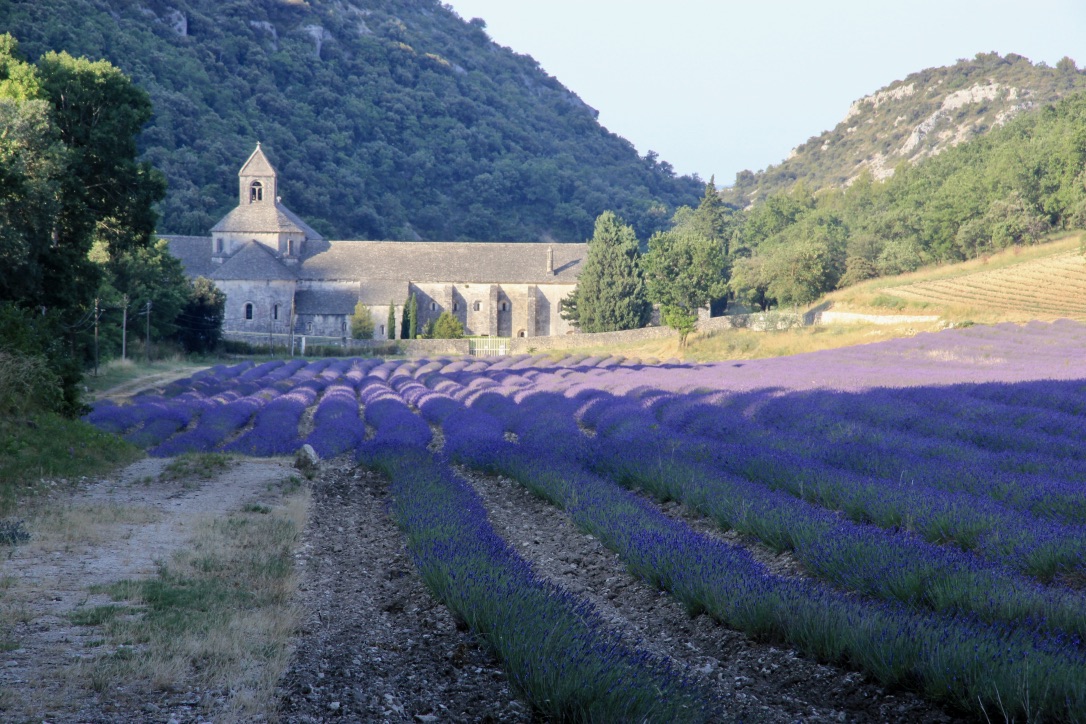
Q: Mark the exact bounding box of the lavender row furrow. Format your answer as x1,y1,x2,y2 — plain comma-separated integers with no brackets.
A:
419,370,1086,641
433,387,1086,721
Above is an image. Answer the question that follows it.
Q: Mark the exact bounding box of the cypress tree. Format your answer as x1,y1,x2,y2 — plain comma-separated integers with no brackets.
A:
400,294,411,339
387,300,396,339
569,211,651,332
407,293,418,339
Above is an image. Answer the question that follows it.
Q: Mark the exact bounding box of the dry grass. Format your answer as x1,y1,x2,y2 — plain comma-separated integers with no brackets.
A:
30,502,161,552
549,320,940,364
72,489,310,722
827,233,1086,322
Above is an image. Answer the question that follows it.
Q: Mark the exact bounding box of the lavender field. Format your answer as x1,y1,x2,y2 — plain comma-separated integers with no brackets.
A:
86,321,1086,721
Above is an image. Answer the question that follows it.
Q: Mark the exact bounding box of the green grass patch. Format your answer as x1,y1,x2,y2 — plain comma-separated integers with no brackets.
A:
159,453,234,484
870,294,906,309
69,604,131,627
0,413,141,516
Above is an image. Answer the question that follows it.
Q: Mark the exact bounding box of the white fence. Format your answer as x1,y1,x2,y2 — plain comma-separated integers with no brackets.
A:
468,337,510,357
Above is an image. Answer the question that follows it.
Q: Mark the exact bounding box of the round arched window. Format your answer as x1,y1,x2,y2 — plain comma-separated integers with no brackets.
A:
244,303,254,320
250,181,263,202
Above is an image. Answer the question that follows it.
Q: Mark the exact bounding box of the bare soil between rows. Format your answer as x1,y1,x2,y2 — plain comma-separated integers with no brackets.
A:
279,462,963,723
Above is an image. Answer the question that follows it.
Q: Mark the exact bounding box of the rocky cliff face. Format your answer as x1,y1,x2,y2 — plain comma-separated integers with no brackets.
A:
730,52,1086,205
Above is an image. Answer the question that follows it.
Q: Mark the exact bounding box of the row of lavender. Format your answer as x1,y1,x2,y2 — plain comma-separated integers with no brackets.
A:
84,322,1086,719
396,359,1086,719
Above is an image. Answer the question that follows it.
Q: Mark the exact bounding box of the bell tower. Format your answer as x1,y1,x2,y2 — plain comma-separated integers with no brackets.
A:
238,142,278,206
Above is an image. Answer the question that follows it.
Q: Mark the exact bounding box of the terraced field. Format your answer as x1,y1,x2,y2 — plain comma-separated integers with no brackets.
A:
887,249,1086,318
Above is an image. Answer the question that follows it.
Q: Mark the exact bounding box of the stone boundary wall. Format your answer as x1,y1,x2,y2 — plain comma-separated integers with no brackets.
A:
508,325,676,353
809,311,941,325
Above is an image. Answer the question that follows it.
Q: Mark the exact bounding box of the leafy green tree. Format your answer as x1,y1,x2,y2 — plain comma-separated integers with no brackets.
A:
387,301,396,340
351,301,375,340
565,211,651,332
431,311,465,339
642,228,729,345
681,176,734,252
94,237,189,346
0,95,63,305
0,36,166,409
33,45,166,315
174,277,225,354
729,254,774,312
755,211,848,306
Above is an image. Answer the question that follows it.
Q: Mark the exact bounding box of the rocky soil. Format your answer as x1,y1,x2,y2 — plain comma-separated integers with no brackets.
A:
277,461,962,723
276,462,532,723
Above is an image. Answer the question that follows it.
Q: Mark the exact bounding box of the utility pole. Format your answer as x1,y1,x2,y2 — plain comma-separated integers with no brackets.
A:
121,294,128,361
93,297,100,377
144,300,152,363
289,294,296,358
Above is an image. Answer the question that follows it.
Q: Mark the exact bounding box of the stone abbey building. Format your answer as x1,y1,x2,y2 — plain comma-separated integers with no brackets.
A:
166,145,585,341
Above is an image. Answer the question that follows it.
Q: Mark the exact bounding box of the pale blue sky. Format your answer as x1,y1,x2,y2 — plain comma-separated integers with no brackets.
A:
446,1,1086,185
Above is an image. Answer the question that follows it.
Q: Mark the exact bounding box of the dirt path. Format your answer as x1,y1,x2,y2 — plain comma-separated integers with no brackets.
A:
94,365,210,402
0,456,297,722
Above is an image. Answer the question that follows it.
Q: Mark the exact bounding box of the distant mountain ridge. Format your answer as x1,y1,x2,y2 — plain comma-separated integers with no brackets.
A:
728,52,1086,205
0,0,702,242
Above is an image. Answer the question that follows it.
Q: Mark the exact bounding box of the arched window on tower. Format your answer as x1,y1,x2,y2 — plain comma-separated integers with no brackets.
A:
250,181,263,203
244,303,254,320
473,300,481,312
286,238,294,256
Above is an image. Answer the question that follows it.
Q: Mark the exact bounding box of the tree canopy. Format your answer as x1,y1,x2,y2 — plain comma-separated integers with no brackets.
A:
562,212,651,333
642,227,729,345
351,301,375,340
0,0,702,242
0,35,183,412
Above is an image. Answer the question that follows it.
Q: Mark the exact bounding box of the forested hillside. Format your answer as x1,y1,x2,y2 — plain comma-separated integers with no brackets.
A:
728,52,1086,206
0,0,702,241
729,90,1086,309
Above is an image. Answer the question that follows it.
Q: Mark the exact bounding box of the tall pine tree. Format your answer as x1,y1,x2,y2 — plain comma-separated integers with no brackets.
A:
563,211,651,333
387,300,396,340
